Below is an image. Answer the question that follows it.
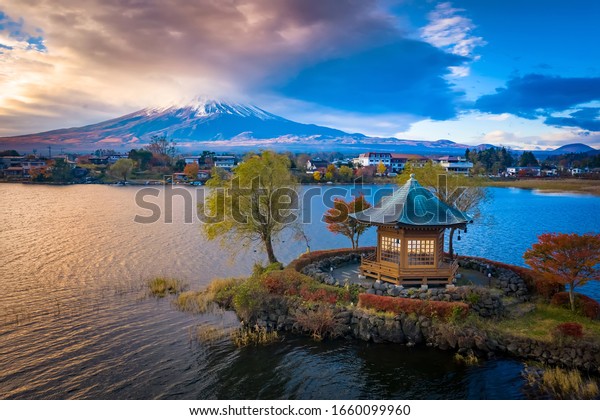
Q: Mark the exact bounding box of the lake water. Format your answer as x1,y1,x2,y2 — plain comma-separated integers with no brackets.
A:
0,183,598,399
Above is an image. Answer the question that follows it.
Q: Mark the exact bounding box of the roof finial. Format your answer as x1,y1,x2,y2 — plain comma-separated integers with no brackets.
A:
409,173,415,179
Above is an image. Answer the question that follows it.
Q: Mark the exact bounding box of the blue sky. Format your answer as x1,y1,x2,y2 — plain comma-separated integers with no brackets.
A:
0,0,598,149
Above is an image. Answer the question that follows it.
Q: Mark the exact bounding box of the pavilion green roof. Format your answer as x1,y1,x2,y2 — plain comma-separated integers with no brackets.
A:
350,174,472,228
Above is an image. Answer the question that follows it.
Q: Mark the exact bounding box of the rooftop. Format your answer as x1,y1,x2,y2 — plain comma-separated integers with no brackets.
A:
350,174,472,227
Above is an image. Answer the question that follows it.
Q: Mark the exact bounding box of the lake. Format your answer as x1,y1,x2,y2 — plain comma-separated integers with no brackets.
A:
0,183,599,399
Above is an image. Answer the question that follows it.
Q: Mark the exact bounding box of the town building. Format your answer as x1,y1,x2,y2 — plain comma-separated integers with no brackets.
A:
506,166,542,177
213,155,237,169
306,158,330,173
432,156,473,175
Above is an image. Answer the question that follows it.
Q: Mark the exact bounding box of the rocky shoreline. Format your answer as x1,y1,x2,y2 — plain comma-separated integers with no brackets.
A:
245,248,600,373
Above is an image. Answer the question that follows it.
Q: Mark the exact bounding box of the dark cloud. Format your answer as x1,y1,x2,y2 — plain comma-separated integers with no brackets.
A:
474,74,600,119
545,108,600,132
5,0,401,89
277,40,466,119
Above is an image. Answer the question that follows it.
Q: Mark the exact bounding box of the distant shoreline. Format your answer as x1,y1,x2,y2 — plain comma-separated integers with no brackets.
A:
483,178,600,196
2,177,600,196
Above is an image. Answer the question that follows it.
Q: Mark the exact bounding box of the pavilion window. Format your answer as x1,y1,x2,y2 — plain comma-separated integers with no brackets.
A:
380,235,401,264
407,239,435,266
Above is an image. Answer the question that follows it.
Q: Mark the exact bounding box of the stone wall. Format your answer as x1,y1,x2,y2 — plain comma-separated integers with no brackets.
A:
252,301,600,374
457,257,529,300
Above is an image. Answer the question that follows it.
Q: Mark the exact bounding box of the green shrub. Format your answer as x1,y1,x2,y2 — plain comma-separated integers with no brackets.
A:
232,276,270,321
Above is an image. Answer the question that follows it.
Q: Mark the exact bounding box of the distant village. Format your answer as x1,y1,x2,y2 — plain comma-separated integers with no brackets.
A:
1,141,600,184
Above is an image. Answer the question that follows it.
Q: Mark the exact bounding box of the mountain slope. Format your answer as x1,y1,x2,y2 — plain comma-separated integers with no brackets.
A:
0,99,356,149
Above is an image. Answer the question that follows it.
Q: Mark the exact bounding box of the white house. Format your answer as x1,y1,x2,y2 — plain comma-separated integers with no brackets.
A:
358,152,391,167
432,156,473,175
213,155,237,169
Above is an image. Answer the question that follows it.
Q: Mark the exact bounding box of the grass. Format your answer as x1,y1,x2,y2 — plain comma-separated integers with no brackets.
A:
147,277,185,297
174,278,241,313
192,324,231,343
485,178,600,195
231,325,280,347
525,366,599,399
454,352,479,366
489,302,600,343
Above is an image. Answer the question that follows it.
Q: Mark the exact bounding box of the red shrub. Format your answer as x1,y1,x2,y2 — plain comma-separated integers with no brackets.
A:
262,269,310,295
550,292,600,320
358,293,469,320
554,322,583,339
299,288,340,305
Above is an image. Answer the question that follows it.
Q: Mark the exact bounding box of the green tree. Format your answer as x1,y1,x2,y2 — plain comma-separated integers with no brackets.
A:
338,165,354,182
49,158,73,182
128,149,152,170
109,158,134,181
524,233,600,311
323,195,371,248
398,161,488,256
519,151,539,167
200,151,297,264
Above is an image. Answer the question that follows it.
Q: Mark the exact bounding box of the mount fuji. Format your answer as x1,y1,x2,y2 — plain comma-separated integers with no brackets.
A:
0,98,363,151
1,98,594,155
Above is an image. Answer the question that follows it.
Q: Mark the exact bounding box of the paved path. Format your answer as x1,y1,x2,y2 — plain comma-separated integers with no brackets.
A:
330,263,497,289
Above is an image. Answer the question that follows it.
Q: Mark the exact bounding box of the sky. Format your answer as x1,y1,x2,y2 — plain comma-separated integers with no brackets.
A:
0,0,598,149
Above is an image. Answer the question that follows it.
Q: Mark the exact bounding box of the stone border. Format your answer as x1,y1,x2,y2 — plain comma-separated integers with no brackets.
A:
289,248,537,318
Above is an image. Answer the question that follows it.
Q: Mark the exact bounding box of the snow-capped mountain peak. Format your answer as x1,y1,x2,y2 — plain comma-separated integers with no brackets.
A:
144,97,279,121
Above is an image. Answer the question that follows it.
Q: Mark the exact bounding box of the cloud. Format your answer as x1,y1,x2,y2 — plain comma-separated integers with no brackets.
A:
475,74,600,118
420,2,485,78
475,74,600,132
544,108,600,132
277,40,466,120
0,0,407,135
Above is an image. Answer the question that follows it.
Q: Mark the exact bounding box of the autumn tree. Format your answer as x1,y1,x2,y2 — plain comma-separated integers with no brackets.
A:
377,161,387,176
524,233,600,311
109,158,134,181
184,162,200,180
145,135,176,166
397,161,487,256
338,165,354,182
323,195,371,249
313,171,322,182
200,151,297,264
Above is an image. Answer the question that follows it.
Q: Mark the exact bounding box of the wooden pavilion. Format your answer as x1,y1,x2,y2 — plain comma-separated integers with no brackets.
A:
350,174,472,286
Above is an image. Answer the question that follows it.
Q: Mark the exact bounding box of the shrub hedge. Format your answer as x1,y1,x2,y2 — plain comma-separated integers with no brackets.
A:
554,322,584,339
551,292,600,320
358,293,469,320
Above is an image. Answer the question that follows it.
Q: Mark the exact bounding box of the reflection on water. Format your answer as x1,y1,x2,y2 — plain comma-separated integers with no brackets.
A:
0,184,599,399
